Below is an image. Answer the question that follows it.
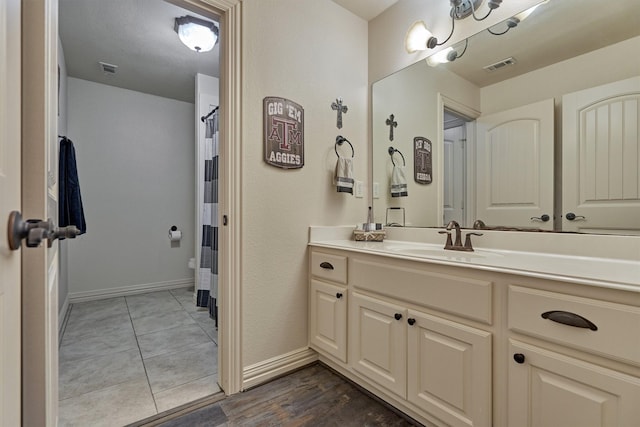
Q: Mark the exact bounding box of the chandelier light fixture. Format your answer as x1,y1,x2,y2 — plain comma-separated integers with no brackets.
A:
405,0,502,53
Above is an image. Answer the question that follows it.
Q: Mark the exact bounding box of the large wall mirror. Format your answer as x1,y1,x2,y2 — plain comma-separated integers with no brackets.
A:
372,0,640,235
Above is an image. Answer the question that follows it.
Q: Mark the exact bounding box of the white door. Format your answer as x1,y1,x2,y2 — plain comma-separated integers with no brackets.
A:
0,0,23,425
21,0,59,425
562,76,640,234
476,98,554,229
443,126,466,225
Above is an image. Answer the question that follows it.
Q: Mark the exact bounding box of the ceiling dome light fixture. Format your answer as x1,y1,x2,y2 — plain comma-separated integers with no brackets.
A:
174,15,218,53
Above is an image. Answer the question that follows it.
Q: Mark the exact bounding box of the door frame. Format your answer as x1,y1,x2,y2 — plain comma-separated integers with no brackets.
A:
21,0,244,423
170,0,243,394
437,94,480,227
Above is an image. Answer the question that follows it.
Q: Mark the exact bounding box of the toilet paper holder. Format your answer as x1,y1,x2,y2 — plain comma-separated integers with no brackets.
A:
168,225,182,241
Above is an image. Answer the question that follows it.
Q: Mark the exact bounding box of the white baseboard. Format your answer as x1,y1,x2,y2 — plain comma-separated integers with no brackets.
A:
242,347,318,390
68,278,194,304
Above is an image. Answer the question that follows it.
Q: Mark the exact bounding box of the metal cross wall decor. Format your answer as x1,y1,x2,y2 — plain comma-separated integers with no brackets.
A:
386,114,398,141
331,97,348,129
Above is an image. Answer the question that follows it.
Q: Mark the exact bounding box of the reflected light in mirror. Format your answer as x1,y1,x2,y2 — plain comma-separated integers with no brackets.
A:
426,47,455,66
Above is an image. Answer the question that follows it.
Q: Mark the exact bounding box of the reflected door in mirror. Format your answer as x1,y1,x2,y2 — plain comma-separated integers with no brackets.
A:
562,76,640,235
475,99,554,230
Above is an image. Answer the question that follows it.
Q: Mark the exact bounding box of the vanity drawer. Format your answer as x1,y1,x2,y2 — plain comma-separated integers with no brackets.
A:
509,285,640,365
350,257,493,324
311,251,347,284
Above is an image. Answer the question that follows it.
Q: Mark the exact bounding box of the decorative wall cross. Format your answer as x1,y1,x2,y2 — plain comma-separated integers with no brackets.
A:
331,97,348,129
386,114,398,141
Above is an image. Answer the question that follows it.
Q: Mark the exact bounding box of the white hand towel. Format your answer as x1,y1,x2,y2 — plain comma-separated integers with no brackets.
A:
391,165,408,197
335,157,354,194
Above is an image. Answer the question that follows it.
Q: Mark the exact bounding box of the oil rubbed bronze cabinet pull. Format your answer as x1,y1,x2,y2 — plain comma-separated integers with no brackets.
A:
541,310,598,331
319,262,334,270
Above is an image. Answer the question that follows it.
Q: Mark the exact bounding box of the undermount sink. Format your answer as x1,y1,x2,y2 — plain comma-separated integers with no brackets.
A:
383,243,501,260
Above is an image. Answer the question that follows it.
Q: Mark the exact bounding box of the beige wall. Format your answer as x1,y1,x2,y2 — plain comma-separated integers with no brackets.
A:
241,0,368,367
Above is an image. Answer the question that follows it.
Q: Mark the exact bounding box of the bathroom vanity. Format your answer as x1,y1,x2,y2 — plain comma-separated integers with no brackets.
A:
308,227,640,427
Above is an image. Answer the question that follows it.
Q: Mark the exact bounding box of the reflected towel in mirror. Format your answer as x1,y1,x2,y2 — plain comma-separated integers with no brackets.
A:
391,165,408,197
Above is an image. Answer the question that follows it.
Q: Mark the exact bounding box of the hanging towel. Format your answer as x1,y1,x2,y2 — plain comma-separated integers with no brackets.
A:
391,165,408,197
59,137,87,235
335,157,354,194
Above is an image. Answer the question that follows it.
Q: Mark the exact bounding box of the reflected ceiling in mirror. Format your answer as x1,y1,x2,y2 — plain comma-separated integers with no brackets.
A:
436,0,640,87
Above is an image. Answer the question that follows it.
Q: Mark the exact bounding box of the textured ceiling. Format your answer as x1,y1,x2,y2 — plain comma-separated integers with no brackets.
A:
59,0,219,104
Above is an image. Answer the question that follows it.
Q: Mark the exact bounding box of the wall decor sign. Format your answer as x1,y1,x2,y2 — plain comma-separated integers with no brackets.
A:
264,97,304,169
414,136,432,184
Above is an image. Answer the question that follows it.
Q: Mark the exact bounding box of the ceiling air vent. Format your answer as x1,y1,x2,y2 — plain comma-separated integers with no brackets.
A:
483,57,517,72
99,62,118,75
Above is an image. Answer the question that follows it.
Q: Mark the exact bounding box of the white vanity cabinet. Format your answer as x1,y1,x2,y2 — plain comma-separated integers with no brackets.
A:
506,283,640,427
406,310,492,427
349,291,493,427
308,251,348,363
350,292,407,398
308,245,640,427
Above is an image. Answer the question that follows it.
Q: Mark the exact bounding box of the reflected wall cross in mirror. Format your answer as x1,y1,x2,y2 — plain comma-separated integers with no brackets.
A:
331,97,348,129
386,114,398,141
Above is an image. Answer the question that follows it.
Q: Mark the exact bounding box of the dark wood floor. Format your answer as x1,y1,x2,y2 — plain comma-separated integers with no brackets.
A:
137,363,419,427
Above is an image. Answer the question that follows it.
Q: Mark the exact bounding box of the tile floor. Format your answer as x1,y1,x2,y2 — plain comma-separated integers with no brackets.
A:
58,288,220,427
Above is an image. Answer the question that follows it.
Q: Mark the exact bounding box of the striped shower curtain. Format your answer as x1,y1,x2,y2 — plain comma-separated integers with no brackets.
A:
197,107,219,310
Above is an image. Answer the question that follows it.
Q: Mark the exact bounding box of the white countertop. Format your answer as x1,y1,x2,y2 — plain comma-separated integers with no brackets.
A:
309,238,640,293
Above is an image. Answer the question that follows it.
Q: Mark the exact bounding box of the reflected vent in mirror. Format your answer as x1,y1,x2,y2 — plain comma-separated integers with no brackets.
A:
483,57,517,72
99,61,118,75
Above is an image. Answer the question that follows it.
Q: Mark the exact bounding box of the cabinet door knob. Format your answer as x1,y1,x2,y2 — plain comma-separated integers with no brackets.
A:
394,313,402,320
319,262,334,270
336,293,343,299
407,318,416,326
513,353,526,364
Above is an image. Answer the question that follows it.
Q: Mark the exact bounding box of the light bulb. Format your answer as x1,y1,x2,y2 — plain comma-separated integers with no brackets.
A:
405,21,435,53
426,47,454,66
177,21,217,52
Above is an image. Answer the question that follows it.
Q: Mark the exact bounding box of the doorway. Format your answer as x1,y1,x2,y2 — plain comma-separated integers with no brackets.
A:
57,0,222,424
443,108,474,227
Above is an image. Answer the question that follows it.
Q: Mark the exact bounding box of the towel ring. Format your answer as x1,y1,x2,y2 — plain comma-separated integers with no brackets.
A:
335,135,354,158
388,146,405,166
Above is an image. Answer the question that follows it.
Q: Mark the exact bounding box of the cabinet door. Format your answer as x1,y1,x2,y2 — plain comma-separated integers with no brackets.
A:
309,280,347,362
351,292,407,398
407,310,492,427
509,340,640,427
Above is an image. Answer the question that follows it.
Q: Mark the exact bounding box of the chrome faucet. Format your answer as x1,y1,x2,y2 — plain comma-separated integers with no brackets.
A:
439,220,483,252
